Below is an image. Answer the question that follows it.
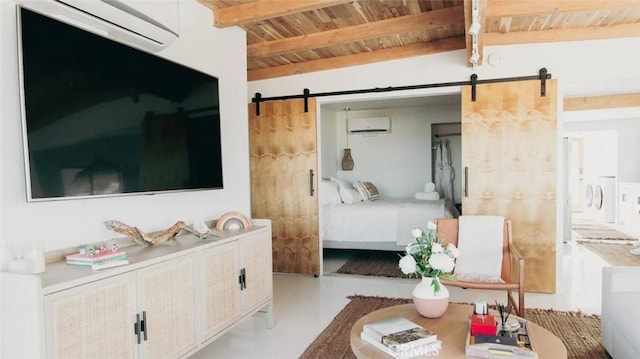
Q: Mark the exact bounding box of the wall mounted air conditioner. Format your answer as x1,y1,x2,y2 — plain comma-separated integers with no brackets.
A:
19,0,180,53
347,117,392,134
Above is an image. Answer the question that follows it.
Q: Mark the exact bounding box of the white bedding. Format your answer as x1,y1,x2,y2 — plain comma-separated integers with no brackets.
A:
321,198,458,247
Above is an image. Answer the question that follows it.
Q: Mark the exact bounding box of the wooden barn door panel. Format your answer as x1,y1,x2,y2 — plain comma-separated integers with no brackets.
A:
462,79,557,293
249,99,319,275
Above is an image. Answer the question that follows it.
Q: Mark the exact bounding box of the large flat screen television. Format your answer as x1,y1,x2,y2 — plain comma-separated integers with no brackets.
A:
17,6,223,201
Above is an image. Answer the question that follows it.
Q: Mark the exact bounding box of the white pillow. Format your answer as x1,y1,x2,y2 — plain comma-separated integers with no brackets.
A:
353,181,381,201
339,185,363,204
330,176,363,204
319,180,341,205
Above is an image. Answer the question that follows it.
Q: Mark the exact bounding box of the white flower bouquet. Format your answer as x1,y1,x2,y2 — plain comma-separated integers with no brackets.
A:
398,221,459,294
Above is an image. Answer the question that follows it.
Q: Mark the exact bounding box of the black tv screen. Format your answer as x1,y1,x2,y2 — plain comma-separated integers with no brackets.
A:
18,7,223,200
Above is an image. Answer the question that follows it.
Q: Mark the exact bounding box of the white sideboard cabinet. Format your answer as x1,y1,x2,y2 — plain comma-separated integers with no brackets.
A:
1,220,273,359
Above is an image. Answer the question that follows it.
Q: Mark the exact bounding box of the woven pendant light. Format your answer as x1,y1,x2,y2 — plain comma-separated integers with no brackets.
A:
341,107,354,171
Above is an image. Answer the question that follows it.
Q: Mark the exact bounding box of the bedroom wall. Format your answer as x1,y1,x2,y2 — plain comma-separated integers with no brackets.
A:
320,108,339,180
325,105,460,199
0,0,249,252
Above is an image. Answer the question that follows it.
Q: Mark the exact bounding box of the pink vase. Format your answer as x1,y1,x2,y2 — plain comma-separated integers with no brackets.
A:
412,276,449,318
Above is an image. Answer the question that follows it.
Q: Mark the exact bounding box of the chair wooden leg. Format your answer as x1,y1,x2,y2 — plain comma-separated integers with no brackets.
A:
508,289,525,318
518,287,525,318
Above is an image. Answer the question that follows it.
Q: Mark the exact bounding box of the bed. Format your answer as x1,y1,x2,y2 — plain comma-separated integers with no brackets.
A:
320,179,459,251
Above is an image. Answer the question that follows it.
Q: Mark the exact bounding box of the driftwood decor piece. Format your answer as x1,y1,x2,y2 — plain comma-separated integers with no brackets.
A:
104,220,215,246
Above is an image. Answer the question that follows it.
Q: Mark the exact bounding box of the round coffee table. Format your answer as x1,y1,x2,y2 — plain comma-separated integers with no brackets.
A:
350,303,567,358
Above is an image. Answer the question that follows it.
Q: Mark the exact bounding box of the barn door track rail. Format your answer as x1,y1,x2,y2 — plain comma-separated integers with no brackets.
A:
251,68,551,116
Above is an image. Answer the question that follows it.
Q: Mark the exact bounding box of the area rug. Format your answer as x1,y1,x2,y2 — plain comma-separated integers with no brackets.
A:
573,220,638,244
580,242,640,266
300,295,608,359
335,250,406,278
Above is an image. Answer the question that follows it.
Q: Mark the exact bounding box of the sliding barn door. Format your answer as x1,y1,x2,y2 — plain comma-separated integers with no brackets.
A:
461,79,558,293
249,98,319,275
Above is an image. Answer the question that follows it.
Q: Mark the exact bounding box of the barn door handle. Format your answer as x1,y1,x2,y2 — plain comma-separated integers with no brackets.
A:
464,167,469,197
309,169,315,196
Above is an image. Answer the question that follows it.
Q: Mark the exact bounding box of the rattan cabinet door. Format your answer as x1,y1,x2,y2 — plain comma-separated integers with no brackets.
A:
44,272,138,359
240,230,273,313
137,256,196,359
199,241,241,341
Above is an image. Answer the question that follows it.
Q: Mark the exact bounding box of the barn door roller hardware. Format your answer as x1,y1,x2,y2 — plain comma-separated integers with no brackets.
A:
251,68,551,115
469,67,550,102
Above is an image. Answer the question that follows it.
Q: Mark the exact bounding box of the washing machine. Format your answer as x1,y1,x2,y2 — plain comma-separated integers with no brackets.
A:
595,176,616,223
583,178,598,219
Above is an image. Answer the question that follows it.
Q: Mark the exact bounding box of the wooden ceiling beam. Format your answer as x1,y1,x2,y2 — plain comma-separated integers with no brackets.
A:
203,0,353,28
484,22,640,45
248,37,465,81
248,6,463,59
464,0,487,68
564,93,640,111
486,0,639,18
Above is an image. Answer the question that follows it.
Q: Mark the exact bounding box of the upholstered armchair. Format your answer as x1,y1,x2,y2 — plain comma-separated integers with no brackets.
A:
435,217,525,317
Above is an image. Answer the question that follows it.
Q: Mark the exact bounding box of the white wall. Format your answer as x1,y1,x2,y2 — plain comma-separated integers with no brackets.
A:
565,118,640,182
0,0,249,252
319,108,338,180
248,39,640,101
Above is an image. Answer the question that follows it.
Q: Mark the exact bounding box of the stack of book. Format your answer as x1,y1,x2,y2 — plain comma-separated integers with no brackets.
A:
360,317,442,358
65,250,129,270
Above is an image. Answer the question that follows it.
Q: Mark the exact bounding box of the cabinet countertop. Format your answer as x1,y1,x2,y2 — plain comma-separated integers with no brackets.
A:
38,224,270,295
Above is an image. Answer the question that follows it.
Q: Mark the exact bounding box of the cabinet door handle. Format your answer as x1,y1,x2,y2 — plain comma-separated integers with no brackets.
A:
464,166,469,197
239,268,246,290
241,268,247,290
134,313,141,344
142,311,148,341
309,169,315,196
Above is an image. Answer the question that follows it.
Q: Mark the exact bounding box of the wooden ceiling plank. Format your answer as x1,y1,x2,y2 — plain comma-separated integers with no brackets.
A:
209,0,353,28
247,6,463,58
486,0,640,18
248,37,465,81
564,93,640,111
464,0,471,66
484,22,640,45
478,0,487,67
499,17,512,33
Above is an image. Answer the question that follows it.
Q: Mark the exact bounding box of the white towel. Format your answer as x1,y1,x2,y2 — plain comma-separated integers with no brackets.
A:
414,191,440,200
424,182,436,192
454,215,505,282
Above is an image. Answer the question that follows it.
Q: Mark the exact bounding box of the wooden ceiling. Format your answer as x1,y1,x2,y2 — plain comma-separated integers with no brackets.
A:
197,0,640,82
